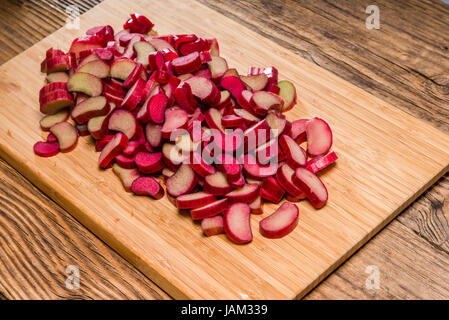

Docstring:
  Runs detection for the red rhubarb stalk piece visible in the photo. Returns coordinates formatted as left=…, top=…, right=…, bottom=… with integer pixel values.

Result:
left=108, top=109, right=138, bottom=140
left=121, top=78, right=146, bottom=111
left=204, top=171, right=233, bottom=195
left=223, top=203, right=252, bottom=244
left=191, top=198, right=228, bottom=220
left=161, top=107, right=188, bottom=139
left=98, top=132, right=128, bottom=168
left=260, top=177, right=285, bottom=203
left=171, top=51, right=202, bottom=75
left=306, top=151, right=338, bottom=173
left=112, top=164, right=140, bottom=192
left=306, top=117, right=333, bottom=157
left=135, top=152, right=164, bottom=174
left=276, top=164, right=306, bottom=198
left=201, top=216, right=225, bottom=237
left=176, top=192, right=217, bottom=210
left=131, top=176, right=164, bottom=199
left=166, top=164, right=198, bottom=197
left=33, top=141, right=59, bottom=157
left=293, top=167, right=328, bottom=209
left=226, top=184, right=259, bottom=204
left=259, top=202, right=299, bottom=239
left=279, top=135, right=307, bottom=168
left=49, top=122, right=78, bottom=152
left=288, top=119, right=309, bottom=144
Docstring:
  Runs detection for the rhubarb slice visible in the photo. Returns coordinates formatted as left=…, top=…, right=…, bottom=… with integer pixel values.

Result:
left=174, top=82, right=198, bottom=113
left=250, top=91, right=283, bottom=116
left=276, top=164, right=306, bottom=198
left=172, top=51, right=202, bottom=74
left=220, top=76, right=245, bottom=100
left=115, top=154, right=136, bottom=169
left=243, top=154, right=278, bottom=179
left=33, top=141, right=59, bottom=157
left=46, top=72, right=69, bottom=83
left=241, top=74, right=268, bottom=91
left=204, top=171, right=233, bottom=195
left=162, top=143, right=188, bottom=171
left=112, top=164, right=140, bottom=192
left=108, top=109, right=138, bottom=140
left=223, top=203, right=252, bottom=244
left=71, top=96, right=110, bottom=124
left=191, top=198, right=228, bottom=220
left=279, top=135, right=307, bottom=168
left=288, top=119, right=309, bottom=144
left=49, top=122, right=78, bottom=152
left=249, top=195, right=263, bottom=214
left=176, top=192, right=216, bottom=210
left=306, top=118, right=333, bottom=157
left=226, top=184, right=259, bottom=204
left=87, top=114, right=109, bottom=140
left=185, top=76, right=220, bottom=106
left=123, top=63, right=144, bottom=89
left=205, top=108, right=225, bottom=134
left=293, top=167, right=328, bottom=209
left=259, top=202, right=299, bottom=239
left=145, top=123, right=163, bottom=148
left=39, top=110, right=69, bottom=131
left=39, top=90, right=74, bottom=115
left=201, top=216, right=225, bottom=237
left=98, top=132, right=128, bottom=168
left=135, top=152, right=164, bottom=174
left=166, top=164, right=198, bottom=197
left=190, top=151, right=216, bottom=177
left=134, top=41, right=155, bottom=66
left=121, top=78, right=146, bottom=111
left=278, top=80, right=297, bottom=112
left=131, top=176, right=164, bottom=199
left=207, top=56, right=228, bottom=81
left=233, top=108, right=260, bottom=125
left=110, top=58, right=137, bottom=80
left=306, top=152, right=338, bottom=173
left=77, top=59, right=110, bottom=78
left=121, top=141, right=142, bottom=158
left=67, top=72, right=103, bottom=96
left=260, top=177, right=285, bottom=204
left=161, top=107, right=188, bottom=139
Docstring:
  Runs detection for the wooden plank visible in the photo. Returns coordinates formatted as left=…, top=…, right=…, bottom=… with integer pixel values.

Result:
left=305, top=221, right=449, bottom=299
left=0, top=157, right=169, bottom=300
left=0, top=0, right=448, bottom=299
left=0, top=0, right=105, bottom=65
left=397, top=175, right=449, bottom=253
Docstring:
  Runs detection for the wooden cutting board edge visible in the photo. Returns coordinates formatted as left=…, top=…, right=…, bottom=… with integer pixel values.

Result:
left=1, top=0, right=449, bottom=299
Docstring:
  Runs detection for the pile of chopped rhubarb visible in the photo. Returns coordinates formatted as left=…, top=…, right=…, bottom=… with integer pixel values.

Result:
left=35, top=14, right=338, bottom=244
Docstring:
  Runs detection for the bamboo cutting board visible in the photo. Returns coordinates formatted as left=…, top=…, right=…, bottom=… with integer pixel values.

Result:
left=0, top=0, right=448, bottom=300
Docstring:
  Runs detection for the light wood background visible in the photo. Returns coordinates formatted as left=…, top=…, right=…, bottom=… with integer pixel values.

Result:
left=0, top=0, right=448, bottom=299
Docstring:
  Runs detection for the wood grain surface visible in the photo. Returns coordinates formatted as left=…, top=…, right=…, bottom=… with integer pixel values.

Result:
left=0, top=0, right=448, bottom=299
left=0, top=159, right=169, bottom=300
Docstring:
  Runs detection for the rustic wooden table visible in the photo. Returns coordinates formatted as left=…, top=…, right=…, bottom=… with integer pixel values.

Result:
left=0, top=0, right=448, bottom=300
